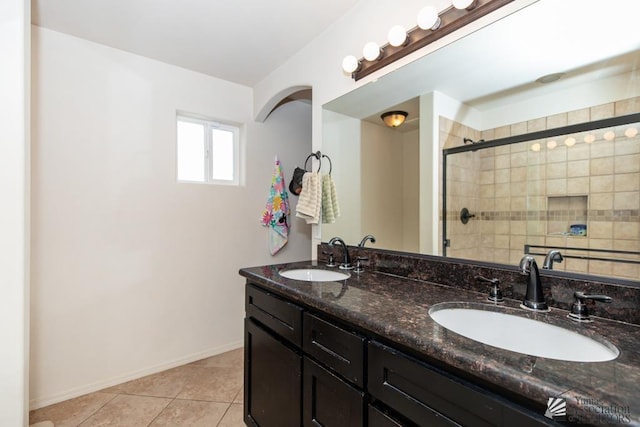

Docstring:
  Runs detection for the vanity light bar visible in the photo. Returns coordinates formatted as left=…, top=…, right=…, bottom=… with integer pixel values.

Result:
left=344, top=0, right=514, bottom=81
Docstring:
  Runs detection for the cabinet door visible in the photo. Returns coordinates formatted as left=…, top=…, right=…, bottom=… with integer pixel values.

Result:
left=303, top=357, right=364, bottom=427
left=245, top=319, right=301, bottom=427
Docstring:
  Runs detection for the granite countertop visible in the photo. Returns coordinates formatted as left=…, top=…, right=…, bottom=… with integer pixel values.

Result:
left=239, top=261, right=640, bottom=426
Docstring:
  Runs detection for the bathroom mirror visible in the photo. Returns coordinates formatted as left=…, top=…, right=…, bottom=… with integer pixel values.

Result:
left=322, top=0, right=640, bottom=283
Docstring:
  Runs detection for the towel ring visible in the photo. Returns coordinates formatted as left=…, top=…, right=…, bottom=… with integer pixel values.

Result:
left=322, top=154, right=333, bottom=175
left=304, top=152, right=322, bottom=172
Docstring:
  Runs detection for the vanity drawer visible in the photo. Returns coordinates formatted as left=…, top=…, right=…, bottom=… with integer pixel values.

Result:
left=368, top=340, right=495, bottom=427
left=303, top=312, right=365, bottom=387
left=246, top=284, right=303, bottom=347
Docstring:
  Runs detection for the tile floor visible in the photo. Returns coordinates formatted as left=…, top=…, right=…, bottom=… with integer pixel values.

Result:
left=29, top=347, right=245, bottom=427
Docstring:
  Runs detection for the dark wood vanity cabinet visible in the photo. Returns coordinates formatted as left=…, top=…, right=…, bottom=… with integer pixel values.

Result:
left=245, top=284, right=364, bottom=427
left=244, top=282, right=554, bottom=427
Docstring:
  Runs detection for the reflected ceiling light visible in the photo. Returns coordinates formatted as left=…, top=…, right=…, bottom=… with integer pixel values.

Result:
left=584, top=134, right=596, bottom=143
left=388, top=25, right=408, bottom=47
left=342, top=55, right=361, bottom=73
left=417, top=6, right=441, bottom=30
left=564, top=136, right=576, bottom=147
left=547, top=140, right=557, bottom=149
left=531, top=142, right=541, bottom=152
left=603, top=130, right=616, bottom=141
left=342, top=0, right=513, bottom=81
left=363, top=41, right=382, bottom=61
left=452, top=0, right=477, bottom=10
left=381, top=111, right=408, bottom=127
left=625, top=127, right=638, bottom=138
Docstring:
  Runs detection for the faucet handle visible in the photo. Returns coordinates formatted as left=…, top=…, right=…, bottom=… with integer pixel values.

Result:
left=322, top=250, right=336, bottom=267
left=568, top=291, right=612, bottom=322
left=475, top=275, right=503, bottom=303
left=354, top=256, right=368, bottom=273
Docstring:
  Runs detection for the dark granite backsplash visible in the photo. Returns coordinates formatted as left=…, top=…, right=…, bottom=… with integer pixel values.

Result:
left=318, top=244, right=640, bottom=325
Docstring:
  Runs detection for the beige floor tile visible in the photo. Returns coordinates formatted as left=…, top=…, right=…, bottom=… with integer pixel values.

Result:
left=175, top=365, right=243, bottom=402
left=190, top=347, right=243, bottom=369
left=218, top=403, right=244, bottom=427
left=149, top=399, right=229, bottom=427
left=29, top=392, right=117, bottom=427
left=78, top=394, right=171, bottom=427
left=233, top=386, right=244, bottom=404
left=102, top=365, right=190, bottom=398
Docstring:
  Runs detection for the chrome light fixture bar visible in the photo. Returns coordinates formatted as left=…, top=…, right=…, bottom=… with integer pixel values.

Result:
left=345, top=0, right=514, bottom=81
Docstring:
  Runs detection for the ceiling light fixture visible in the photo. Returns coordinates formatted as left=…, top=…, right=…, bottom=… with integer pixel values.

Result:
left=342, top=0, right=513, bottom=80
left=381, top=111, right=408, bottom=128
left=342, top=55, right=361, bottom=73
left=452, top=0, right=477, bottom=10
left=564, top=136, right=576, bottom=147
left=388, top=25, right=409, bottom=47
left=536, top=73, right=565, bottom=84
left=417, top=6, right=441, bottom=30
left=363, top=41, right=382, bottom=61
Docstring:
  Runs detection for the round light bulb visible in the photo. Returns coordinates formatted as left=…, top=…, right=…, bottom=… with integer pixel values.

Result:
left=531, top=142, right=541, bottom=152
left=342, top=55, right=359, bottom=73
left=584, top=134, right=596, bottom=143
left=387, top=25, right=407, bottom=47
left=452, top=0, right=475, bottom=10
left=603, top=130, right=616, bottom=141
left=547, top=140, right=557, bottom=149
left=417, top=6, right=441, bottom=30
left=363, top=41, right=381, bottom=61
left=624, top=127, right=638, bottom=138
left=564, top=136, right=576, bottom=147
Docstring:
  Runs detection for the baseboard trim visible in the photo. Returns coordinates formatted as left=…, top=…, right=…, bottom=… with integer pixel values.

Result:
left=29, top=340, right=243, bottom=410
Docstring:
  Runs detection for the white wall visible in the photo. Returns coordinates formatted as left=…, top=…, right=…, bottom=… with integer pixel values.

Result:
left=0, top=0, right=30, bottom=425
left=30, top=27, right=311, bottom=408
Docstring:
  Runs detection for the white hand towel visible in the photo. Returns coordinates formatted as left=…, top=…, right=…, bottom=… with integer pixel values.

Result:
left=296, top=172, right=321, bottom=224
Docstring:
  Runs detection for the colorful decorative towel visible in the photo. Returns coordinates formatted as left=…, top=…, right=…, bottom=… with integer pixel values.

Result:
left=321, top=174, right=340, bottom=223
left=261, top=157, right=290, bottom=255
left=295, top=171, right=321, bottom=224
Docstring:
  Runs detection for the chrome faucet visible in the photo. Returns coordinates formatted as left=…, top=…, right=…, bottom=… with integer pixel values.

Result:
left=519, top=256, right=548, bottom=311
left=358, top=234, right=376, bottom=248
left=328, top=237, right=353, bottom=270
left=542, top=250, right=563, bottom=270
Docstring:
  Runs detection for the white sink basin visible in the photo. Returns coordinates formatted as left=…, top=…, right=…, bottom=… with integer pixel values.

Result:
left=279, top=268, right=350, bottom=282
left=429, top=303, right=619, bottom=362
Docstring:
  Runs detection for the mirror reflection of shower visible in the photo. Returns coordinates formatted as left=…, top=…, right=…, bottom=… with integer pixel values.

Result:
left=443, top=113, right=640, bottom=281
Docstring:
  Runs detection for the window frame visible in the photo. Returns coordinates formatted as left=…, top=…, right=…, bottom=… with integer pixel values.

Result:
left=176, top=114, right=241, bottom=186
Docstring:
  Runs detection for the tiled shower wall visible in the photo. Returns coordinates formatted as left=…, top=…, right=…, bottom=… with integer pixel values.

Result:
left=441, top=96, right=640, bottom=280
